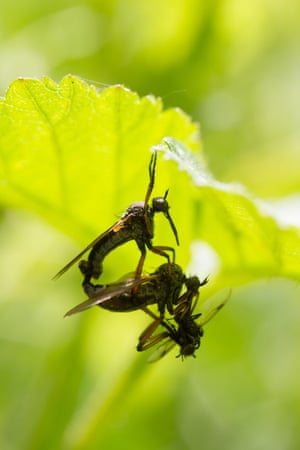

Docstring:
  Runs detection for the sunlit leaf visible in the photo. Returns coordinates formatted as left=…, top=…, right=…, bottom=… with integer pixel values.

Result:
left=0, top=75, right=300, bottom=288
left=0, top=75, right=199, bottom=234
left=158, top=137, right=300, bottom=286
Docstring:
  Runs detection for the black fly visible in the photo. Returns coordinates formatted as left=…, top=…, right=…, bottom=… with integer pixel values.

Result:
left=137, top=277, right=227, bottom=361
left=64, top=263, right=186, bottom=318
left=54, top=152, right=179, bottom=295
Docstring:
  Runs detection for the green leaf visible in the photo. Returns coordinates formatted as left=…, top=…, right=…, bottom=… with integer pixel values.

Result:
left=0, top=75, right=300, bottom=288
left=157, top=138, right=300, bottom=287
left=0, top=76, right=198, bottom=242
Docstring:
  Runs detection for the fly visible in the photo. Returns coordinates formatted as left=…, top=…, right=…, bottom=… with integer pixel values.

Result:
left=137, top=279, right=227, bottom=361
left=54, top=152, right=179, bottom=295
left=64, top=263, right=186, bottom=318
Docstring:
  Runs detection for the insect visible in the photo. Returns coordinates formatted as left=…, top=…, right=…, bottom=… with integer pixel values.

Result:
left=137, top=279, right=226, bottom=361
left=64, top=263, right=186, bottom=318
left=54, top=152, right=179, bottom=295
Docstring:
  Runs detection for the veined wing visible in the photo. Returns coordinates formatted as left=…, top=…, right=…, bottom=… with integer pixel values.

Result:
left=53, top=218, right=125, bottom=279
left=147, top=338, right=176, bottom=363
left=149, top=289, right=230, bottom=362
left=197, top=288, right=231, bottom=327
left=64, top=275, right=153, bottom=317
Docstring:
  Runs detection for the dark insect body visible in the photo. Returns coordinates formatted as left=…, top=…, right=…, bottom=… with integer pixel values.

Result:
left=64, top=263, right=186, bottom=317
left=54, top=152, right=179, bottom=295
left=64, top=258, right=223, bottom=362
left=137, top=277, right=226, bottom=361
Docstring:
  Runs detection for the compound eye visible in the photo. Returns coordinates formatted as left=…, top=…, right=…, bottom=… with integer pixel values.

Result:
left=152, top=197, right=169, bottom=213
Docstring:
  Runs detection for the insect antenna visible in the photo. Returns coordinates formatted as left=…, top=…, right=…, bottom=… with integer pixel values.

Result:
left=164, top=189, right=179, bottom=246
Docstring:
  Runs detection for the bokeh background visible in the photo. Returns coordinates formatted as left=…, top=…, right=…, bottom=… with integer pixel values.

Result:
left=1, top=1, right=300, bottom=449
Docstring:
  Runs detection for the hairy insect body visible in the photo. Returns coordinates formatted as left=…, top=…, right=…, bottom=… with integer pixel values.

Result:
left=98, top=279, right=157, bottom=312
left=79, top=203, right=153, bottom=288
left=136, top=273, right=220, bottom=361
left=99, top=263, right=185, bottom=315
left=65, top=263, right=185, bottom=317
left=54, top=152, right=179, bottom=293
left=55, top=152, right=226, bottom=362
left=173, top=314, right=203, bottom=358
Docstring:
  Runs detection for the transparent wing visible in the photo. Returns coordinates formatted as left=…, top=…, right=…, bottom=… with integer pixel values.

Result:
left=198, top=288, right=231, bottom=327
left=64, top=276, right=148, bottom=317
left=53, top=219, right=124, bottom=279
left=147, top=338, right=176, bottom=363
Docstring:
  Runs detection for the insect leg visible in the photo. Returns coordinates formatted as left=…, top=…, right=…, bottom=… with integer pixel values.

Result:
left=140, top=306, right=160, bottom=321
left=147, top=244, right=176, bottom=263
left=137, top=318, right=169, bottom=352
left=144, top=151, right=157, bottom=209
left=135, top=247, right=147, bottom=278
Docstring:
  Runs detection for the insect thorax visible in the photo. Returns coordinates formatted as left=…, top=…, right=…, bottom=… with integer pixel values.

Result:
left=121, top=202, right=154, bottom=238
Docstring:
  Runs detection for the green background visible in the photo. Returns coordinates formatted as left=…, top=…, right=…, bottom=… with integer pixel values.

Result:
left=1, top=1, right=300, bottom=449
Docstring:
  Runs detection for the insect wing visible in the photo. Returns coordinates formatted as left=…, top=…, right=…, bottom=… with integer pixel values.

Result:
left=147, top=338, right=176, bottom=363
left=64, top=277, right=146, bottom=317
left=53, top=218, right=125, bottom=279
left=198, top=289, right=231, bottom=327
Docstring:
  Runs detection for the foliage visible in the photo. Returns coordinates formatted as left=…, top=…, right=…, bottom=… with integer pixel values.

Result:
left=1, top=76, right=300, bottom=450
left=1, top=76, right=300, bottom=290
left=1, top=2, right=300, bottom=450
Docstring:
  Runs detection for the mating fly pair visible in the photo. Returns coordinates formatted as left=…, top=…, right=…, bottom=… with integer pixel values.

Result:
left=64, top=262, right=225, bottom=361
left=55, top=151, right=225, bottom=360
